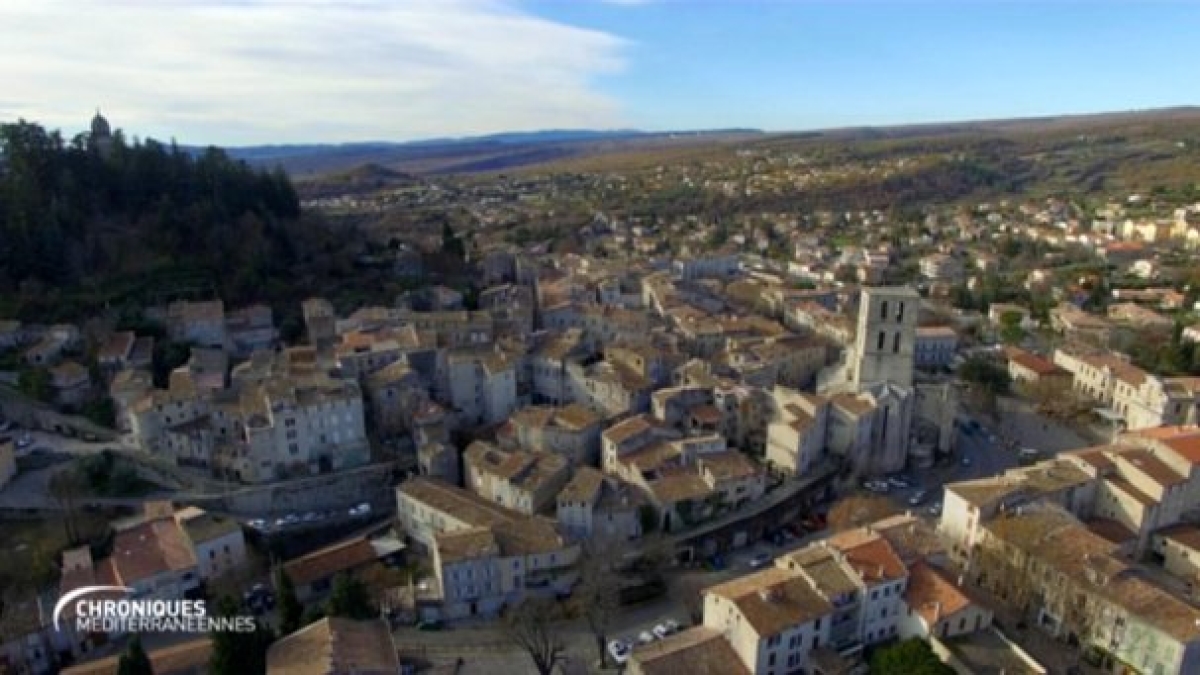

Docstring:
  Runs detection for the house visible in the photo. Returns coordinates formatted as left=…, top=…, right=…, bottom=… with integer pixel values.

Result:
left=175, top=507, right=246, bottom=582
left=166, top=299, right=227, bottom=349
left=1004, top=347, right=1071, bottom=391
left=96, top=331, right=136, bottom=375
left=912, top=326, right=957, bottom=369
left=703, top=566, right=835, bottom=674
left=1153, top=524, right=1200, bottom=584
left=394, top=478, right=580, bottom=619
left=507, top=403, right=603, bottom=466
left=898, top=561, right=992, bottom=641
left=266, top=618, right=399, bottom=675
left=556, top=467, right=645, bottom=543
left=462, top=441, right=571, bottom=516
left=447, top=349, right=518, bottom=427
left=629, top=627, right=751, bottom=675
left=226, top=304, right=277, bottom=357
left=281, top=537, right=381, bottom=603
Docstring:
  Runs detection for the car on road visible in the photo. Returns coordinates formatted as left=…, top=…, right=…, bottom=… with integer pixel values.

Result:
left=748, top=552, right=772, bottom=569
left=652, top=619, right=680, bottom=639
left=637, top=630, right=656, bottom=645
left=907, top=490, right=928, bottom=506
left=246, top=519, right=267, bottom=530
left=608, top=640, right=631, bottom=665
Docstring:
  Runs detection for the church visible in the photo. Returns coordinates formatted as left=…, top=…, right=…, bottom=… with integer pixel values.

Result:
left=767, top=286, right=956, bottom=478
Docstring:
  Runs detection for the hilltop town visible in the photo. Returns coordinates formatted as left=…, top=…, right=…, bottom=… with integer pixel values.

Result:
left=3, top=110, right=1200, bottom=675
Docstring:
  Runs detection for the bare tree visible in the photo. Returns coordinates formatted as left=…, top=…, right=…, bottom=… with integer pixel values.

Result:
left=571, top=544, right=622, bottom=667
left=506, top=598, right=567, bottom=675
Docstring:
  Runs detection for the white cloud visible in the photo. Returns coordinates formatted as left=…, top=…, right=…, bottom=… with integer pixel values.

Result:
left=0, top=0, right=629, bottom=144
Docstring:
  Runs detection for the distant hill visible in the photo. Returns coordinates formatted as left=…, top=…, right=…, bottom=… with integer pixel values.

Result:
left=223, top=128, right=763, bottom=179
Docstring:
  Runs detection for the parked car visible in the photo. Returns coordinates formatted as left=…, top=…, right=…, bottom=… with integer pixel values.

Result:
left=416, top=619, right=444, bottom=631
left=608, top=640, right=631, bottom=665
left=246, top=519, right=267, bottom=530
left=887, top=476, right=911, bottom=490
left=652, top=619, right=680, bottom=639
left=960, top=456, right=973, bottom=467
left=637, top=630, right=656, bottom=645
left=349, top=502, right=372, bottom=516
left=927, top=502, right=943, bottom=516
left=16, top=434, right=33, bottom=449
left=748, top=553, right=772, bottom=569
left=907, top=490, right=928, bottom=507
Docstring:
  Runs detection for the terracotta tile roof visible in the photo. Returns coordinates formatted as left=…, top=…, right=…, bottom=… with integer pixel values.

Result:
left=631, top=626, right=750, bottom=675
left=1157, top=523, right=1200, bottom=552
left=698, top=451, right=761, bottom=482
left=61, top=637, right=212, bottom=675
left=266, top=617, right=398, bottom=675
left=1131, top=426, right=1200, bottom=464
left=557, top=466, right=605, bottom=505
left=831, top=393, right=874, bottom=417
left=1116, top=449, right=1186, bottom=489
left=647, top=473, right=713, bottom=505
left=1085, top=518, right=1137, bottom=545
left=706, top=566, right=833, bottom=636
left=108, top=519, right=197, bottom=586
left=283, top=537, right=378, bottom=587
left=1004, top=347, right=1065, bottom=377
left=826, top=532, right=906, bottom=584
left=603, top=414, right=656, bottom=445
left=435, top=527, right=500, bottom=563
left=904, top=561, right=973, bottom=626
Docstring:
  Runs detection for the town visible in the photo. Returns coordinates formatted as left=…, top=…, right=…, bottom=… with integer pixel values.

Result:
left=3, top=107, right=1200, bottom=675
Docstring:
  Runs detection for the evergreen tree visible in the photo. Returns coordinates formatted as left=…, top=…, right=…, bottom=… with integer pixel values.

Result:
left=209, top=596, right=271, bottom=675
left=116, top=634, right=153, bottom=675
left=326, top=573, right=375, bottom=620
left=275, top=567, right=303, bottom=635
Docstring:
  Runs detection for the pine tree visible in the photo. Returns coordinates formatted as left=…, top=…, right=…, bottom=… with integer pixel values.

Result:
left=209, top=596, right=271, bottom=675
left=326, top=573, right=375, bottom=620
left=116, top=634, right=153, bottom=675
left=276, top=567, right=303, bottom=635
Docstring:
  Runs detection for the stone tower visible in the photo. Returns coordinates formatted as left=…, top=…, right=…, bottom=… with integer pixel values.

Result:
left=850, top=286, right=919, bottom=390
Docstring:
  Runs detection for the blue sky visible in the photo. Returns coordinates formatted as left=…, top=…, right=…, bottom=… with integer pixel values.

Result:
left=0, top=1, right=1196, bottom=145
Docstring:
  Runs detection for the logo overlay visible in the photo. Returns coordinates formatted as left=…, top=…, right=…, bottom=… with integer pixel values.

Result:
left=53, top=586, right=257, bottom=634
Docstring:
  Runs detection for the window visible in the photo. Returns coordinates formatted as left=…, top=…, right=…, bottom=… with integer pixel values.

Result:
left=768, top=635, right=781, bottom=647
left=877, top=331, right=886, bottom=350
left=893, top=332, right=901, bottom=353
left=880, top=301, right=889, bottom=320
left=871, top=589, right=878, bottom=600
left=897, top=302, right=905, bottom=322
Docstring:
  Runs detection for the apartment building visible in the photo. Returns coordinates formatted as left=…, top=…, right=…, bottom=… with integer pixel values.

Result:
left=555, top=466, right=644, bottom=542
left=1054, top=348, right=1199, bottom=430
left=913, top=326, right=958, bottom=369
left=447, top=349, right=518, bottom=427
left=394, top=478, right=579, bottom=619
left=165, top=299, right=227, bottom=349
left=973, top=507, right=1200, bottom=675
left=506, top=403, right=602, bottom=466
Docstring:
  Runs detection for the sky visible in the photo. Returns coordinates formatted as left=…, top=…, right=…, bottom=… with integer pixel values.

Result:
left=0, top=0, right=1196, bottom=146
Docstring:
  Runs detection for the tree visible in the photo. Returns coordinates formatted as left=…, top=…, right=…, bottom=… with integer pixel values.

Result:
left=998, top=311, right=1025, bottom=345
left=116, top=634, right=153, bottom=675
left=275, top=567, right=303, bottom=636
left=571, top=545, right=622, bottom=666
left=83, top=396, right=116, bottom=428
left=868, top=638, right=955, bottom=674
left=506, top=598, right=567, bottom=675
left=827, top=495, right=900, bottom=531
left=326, top=573, right=375, bottom=620
left=17, top=366, right=52, bottom=403
left=209, top=596, right=271, bottom=675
